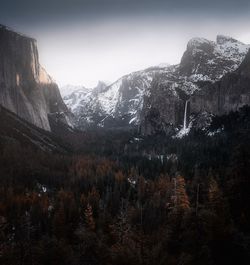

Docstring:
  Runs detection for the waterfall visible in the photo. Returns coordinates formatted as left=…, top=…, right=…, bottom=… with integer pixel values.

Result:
left=183, top=100, right=188, bottom=130
left=175, top=100, right=190, bottom=138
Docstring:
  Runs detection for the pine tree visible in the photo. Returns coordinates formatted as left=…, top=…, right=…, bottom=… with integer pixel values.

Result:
left=110, top=206, right=139, bottom=264
left=114, top=208, right=131, bottom=244
left=84, top=204, right=95, bottom=231
left=53, top=202, right=66, bottom=239
left=208, top=177, right=223, bottom=213
left=172, top=176, right=190, bottom=210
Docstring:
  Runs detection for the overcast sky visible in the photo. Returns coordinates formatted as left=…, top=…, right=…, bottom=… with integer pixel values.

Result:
left=1, top=0, right=250, bottom=87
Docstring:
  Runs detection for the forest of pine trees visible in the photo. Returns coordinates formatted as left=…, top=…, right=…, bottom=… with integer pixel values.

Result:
left=0, top=106, right=250, bottom=264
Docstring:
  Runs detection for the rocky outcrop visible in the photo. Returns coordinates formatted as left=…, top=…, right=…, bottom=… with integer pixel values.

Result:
left=190, top=49, right=250, bottom=117
left=139, top=71, right=185, bottom=135
left=179, top=35, right=248, bottom=80
left=0, top=25, right=72, bottom=131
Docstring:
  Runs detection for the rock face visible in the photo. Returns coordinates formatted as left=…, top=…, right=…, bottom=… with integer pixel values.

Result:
left=63, top=70, right=163, bottom=129
left=190, top=49, right=250, bottom=117
left=64, top=35, right=250, bottom=134
left=179, top=35, right=248, bottom=80
left=0, top=25, right=72, bottom=131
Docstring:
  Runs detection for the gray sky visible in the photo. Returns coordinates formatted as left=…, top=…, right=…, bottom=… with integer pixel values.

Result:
left=1, top=0, right=250, bottom=87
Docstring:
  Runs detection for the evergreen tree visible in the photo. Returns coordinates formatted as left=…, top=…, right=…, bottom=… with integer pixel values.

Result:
left=84, top=203, right=95, bottom=231
left=172, top=175, right=190, bottom=211
left=208, top=177, right=223, bottom=213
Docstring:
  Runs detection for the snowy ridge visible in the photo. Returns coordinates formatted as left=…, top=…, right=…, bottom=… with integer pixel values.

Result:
left=182, top=35, right=250, bottom=82
left=98, top=79, right=123, bottom=115
left=60, top=84, right=89, bottom=97
left=187, top=37, right=213, bottom=49
left=63, top=88, right=92, bottom=112
left=215, top=36, right=249, bottom=64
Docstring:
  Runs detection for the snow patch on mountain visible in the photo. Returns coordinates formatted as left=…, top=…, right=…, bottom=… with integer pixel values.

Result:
left=215, top=35, right=249, bottom=65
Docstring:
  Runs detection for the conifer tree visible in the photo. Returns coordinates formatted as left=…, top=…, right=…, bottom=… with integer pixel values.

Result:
left=208, top=177, right=223, bottom=213
left=53, top=202, right=66, bottom=239
left=172, top=175, right=190, bottom=210
left=84, top=203, right=95, bottom=231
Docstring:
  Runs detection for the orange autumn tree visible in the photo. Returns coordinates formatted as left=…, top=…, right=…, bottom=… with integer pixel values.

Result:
left=172, top=175, right=190, bottom=211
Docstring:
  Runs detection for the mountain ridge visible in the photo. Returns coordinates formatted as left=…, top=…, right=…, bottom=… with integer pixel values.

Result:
left=63, top=35, right=250, bottom=133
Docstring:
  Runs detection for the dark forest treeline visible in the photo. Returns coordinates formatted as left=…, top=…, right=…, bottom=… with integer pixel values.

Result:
left=0, top=107, right=250, bottom=265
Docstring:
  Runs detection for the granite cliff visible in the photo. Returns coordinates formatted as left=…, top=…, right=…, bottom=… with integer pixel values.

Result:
left=0, top=25, right=72, bottom=131
left=190, top=49, right=250, bottom=118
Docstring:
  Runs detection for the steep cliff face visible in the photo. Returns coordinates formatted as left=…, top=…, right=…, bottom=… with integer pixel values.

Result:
left=139, top=67, right=185, bottom=135
left=190, top=49, right=250, bottom=117
left=0, top=25, right=71, bottom=131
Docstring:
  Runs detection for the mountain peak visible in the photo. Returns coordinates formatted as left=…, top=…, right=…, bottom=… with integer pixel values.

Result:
left=93, top=80, right=109, bottom=93
left=0, top=24, right=35, bottom=41
left=187, top=37, right=213, bottom=50
left=216, top=35, right=239, bottom=45
left=157, top=63, right=171, bottom=68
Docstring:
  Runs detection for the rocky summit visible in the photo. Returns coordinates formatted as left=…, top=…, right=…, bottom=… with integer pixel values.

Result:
left=190, top=49, right=250, bottom=117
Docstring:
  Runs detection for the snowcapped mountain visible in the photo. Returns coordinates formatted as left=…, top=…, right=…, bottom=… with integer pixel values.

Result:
left=179, top=35, right=250, bottom=81
left=141, top=35, right=250, bottom=135
left=63, top=35, right=250, bottom=132
left=63, top=87, right=92, bottom=112
left=59, top=85, right=88, bottom=98
left=190, top=48, right=250, bottom=118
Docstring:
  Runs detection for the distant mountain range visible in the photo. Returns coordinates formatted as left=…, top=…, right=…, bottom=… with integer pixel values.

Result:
left=62, top=35, right=250, bottom=135
left=1, top=24, right=250, bottom=139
